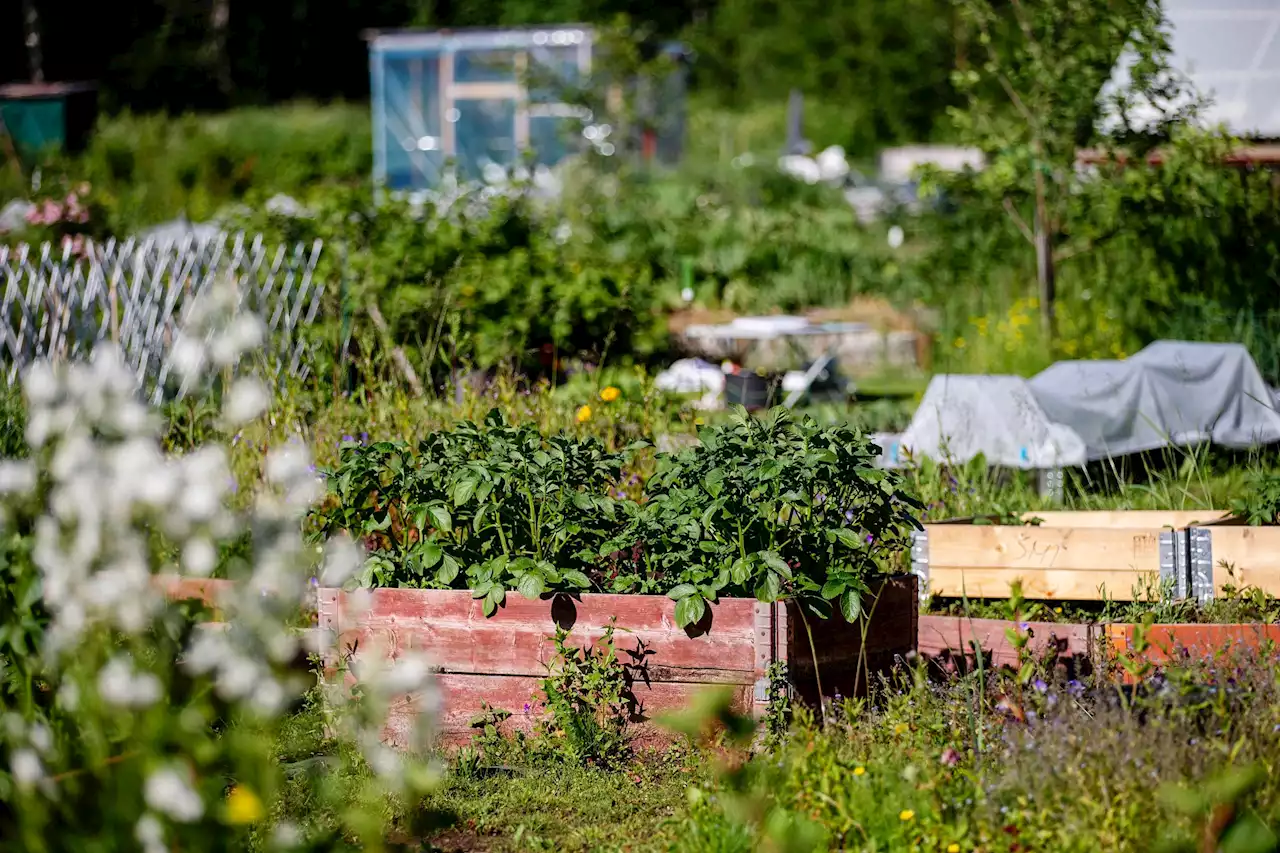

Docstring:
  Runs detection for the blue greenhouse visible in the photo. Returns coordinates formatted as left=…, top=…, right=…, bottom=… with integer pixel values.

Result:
left=364, top=25, right=689, bottom=191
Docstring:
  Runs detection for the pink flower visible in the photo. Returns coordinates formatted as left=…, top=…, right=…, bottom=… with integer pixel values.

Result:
left=24, top=207, right=44, bottom=226
left=40, top=200, right=62, bottom=223
left=940, top=746, right=961, bottom=766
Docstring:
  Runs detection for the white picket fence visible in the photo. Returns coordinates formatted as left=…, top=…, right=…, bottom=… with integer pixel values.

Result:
left=0, top=234, right=325, bottom=401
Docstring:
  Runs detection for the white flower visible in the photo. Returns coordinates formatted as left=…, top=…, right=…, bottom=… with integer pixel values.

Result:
left=319, top=535, right=362, bottom=587
left=10, top=748, right=44, bottom=789
left=98, top=655, right=163, bottom=708
left=135, top=814, right=166, bottom=853
left=182, top=538, right=218, bottom=576
left=250, top=678, right=286, bottom=715
left=379, top=654, right=432, bottom=697
left=227, top=315, right=265, bottom=354
left=270, top=821, right=302, bottom=849
left=169, top=336, right=207, bottom=380
left=22, top=361, right=58, bottom=407
left=144, top=766, right=204, bottom=822
left=223, top=378, right=269, bottom=426
left=28, top=722, right=52, bottom=754
left=0, top=461, right=35, bottom=495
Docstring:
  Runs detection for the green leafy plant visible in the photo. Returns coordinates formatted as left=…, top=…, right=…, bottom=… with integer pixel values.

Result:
left=312, top=410, right=632, bottom=611
left=607, top=407, right=921, bottom=627
left=1158, top=764, right=1279, bottom=853
left=537, top=623, right=634, bottom=768
left=1231, top=472, right=1280, bottom=526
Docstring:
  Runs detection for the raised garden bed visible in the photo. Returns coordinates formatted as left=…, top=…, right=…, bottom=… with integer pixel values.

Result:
left=316, top=578, right=918, bottom=747
left=919, top=613, right=1280, bottom=680
left=1184, top=518, right=1280, bottom=602
left=911, top=510, right=1228, bottom=601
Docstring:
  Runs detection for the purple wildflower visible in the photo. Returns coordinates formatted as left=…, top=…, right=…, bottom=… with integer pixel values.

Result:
left=1033, top=678, right=1047, bottom=693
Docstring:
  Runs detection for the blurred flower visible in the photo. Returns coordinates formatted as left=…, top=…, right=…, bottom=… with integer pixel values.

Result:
left=940, top=746, right=961, bottom=766
left=576, top=405, right=592, bottom=423
left=853, top=766, right=866, bottom=776
left=225, top=785, right=265, bottom=824
left=899, top=810, right=915, bottom=822
left=599, top=386, right=621, bottom=403
left=144, top=765, right=204, bottom=822
left=948, top=845, right=961, bottom=853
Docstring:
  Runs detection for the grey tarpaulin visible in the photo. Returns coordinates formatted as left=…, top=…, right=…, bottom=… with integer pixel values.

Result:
left=887, top=375, right=1087, bottom=468
left=1027, top=341, right=1280, bottom=460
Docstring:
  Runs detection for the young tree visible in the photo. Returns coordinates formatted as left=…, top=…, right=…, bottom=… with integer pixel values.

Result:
left=948, top=0, right=1195, bottom=337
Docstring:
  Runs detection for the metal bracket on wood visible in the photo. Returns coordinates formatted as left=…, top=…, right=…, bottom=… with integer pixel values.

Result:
left=1187, top=527, right=1215, bottom=604
left=1158, top=529, right=1188, bottom=600
left=910, top=529, right=929, bottom=601
left=1037, top=468, right=1064, bottom=502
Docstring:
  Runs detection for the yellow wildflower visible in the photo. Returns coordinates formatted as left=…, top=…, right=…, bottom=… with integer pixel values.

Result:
left=576, top=405, right=592, bottom=423
left=599, top=386, right=621, bottom=403
left=899, top=809, right=915, bottom=822
left=853, top=766, right=866, bottom=776
left=226, top=785, right=265, bottom=824
left=948, top=845, right=961, bottom=853
left=1054, top=607, right=1063, bottom=614
left=893, top=722, right=908, bottom=735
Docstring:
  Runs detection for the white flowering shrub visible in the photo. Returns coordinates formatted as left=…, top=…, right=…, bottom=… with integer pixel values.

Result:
left=0, top=282, right=440, bottom=851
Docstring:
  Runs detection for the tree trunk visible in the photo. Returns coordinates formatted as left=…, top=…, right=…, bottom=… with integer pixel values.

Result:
left=1033, top=150, right=1055, bottom=339
left=21, top=0, right=44, bottom=84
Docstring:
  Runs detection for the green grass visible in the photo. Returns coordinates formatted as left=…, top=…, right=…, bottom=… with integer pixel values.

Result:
left=419, top=752, right=704, bottom=853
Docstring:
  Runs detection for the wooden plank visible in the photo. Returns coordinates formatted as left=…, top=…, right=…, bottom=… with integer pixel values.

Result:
left=1203, top=527, right=1280, bottom=597
left=1022, top=510, right=1227, bottom=528
left=331, top=620, right=755, bottom=681
left=917, top=615, right=1094, bottom=674
left=926, top=525, right=1166, bottom=572
left=338, top=588, right=757, bottom=635
left=928, top=567, right=1150, bottom=600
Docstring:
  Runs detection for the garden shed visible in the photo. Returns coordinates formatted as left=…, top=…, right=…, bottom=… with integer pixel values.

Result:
left=363, top=25, right=690, bottom=191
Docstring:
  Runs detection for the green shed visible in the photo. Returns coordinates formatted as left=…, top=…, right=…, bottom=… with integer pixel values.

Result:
left=0, top=82, right=99, bottom=160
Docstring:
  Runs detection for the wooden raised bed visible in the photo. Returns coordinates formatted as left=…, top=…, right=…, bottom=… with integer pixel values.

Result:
left=316, top=577, right=918, bottom=747
left=911, top=510, right=1228, bottom=601
left=917, top=614, right=1096, bottom=678
left=1184, top=519, right=1280, bottom=602
left=918, top=614, right=1280, bottom=681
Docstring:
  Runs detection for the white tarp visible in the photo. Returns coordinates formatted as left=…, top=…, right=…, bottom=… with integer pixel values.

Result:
left=891, top=375, right=1087, bottom=469
left=1028, top=341, right=1280, bottom=460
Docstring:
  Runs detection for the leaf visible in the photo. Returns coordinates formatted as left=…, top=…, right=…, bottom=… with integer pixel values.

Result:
left=832, top=528, right=860, bottom=548
left=757, top=571, right=782, bottom=602
left=760, top=551, right=793, bottom=579
left=436, top=555, right=460, bottom=585
left=1220, top=815, right=1279, bottom=853
left=561, top=570, right=590, bottom=589
left=840, top=589, right=862, bottom=622
left=667, top=583, right=698, bottom=601
left=517, top=572, right=546, bottom=601
left=820, top=580, right=845, bottom=600
left=453, top=476, right=478, bottom=507
left=426, top=504, right=452, bottom=533
left=419, top=541, right=443, bottom=570
left=674, top=594, right=707, bottom=627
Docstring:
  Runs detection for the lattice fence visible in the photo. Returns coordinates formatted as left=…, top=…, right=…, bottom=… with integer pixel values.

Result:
left=0, top=234, right=325, bottom=401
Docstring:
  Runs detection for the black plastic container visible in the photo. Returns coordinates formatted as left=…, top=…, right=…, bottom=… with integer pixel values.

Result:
left=724, top=371, right=780, bottom=410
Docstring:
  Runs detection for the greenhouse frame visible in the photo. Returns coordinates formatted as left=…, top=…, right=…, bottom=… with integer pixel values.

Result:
left=364, top=25, right=689, bottom=191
